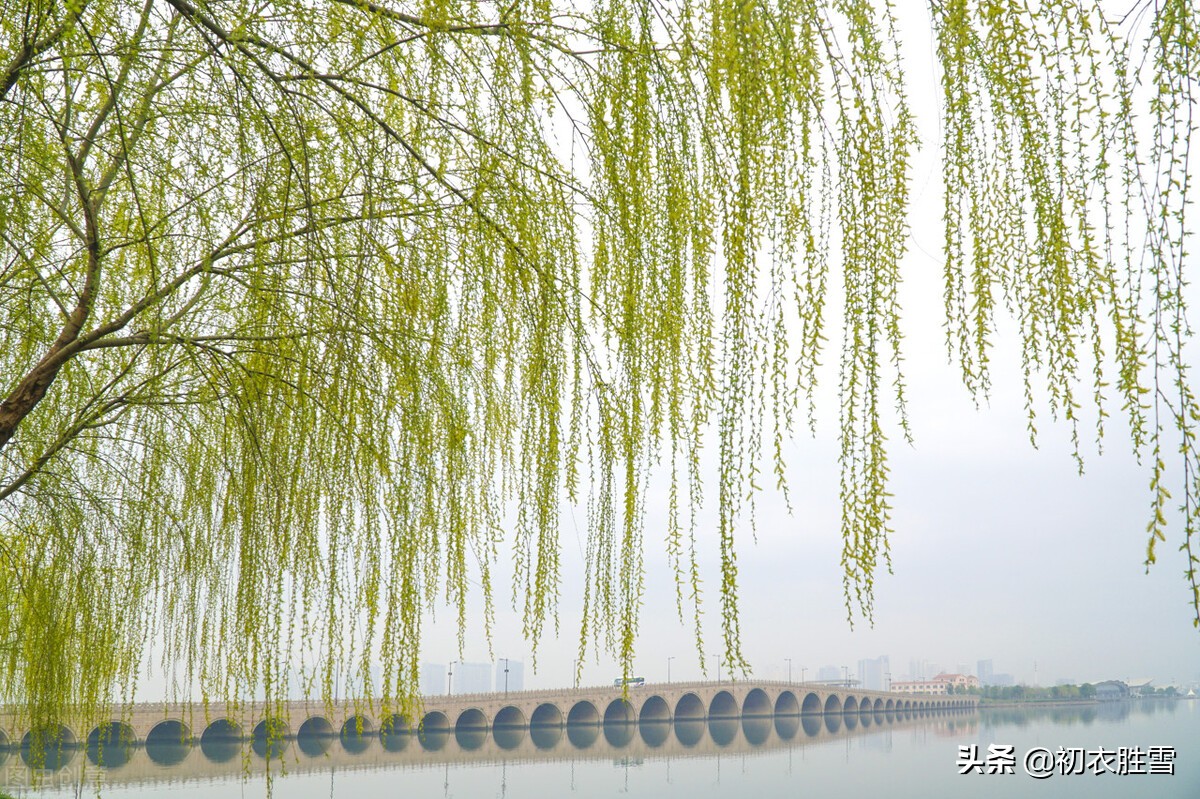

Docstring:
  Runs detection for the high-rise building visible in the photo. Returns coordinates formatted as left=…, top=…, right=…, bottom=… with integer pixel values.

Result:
left=818, top=665, right=841, bottom=682
left=421, top=663, right=447, bottom=696
left=453, top=662, right=492, bottom=694
left=495, top=660, right=524, bottom=693
left=977, top=659, right=994, bottom=686
left=908, top=660, right=944, bottom=682
left=857, top=655, right=890, bottom=691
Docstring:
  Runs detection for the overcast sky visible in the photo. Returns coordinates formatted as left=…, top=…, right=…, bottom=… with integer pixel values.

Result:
left=413, top=4, right=1200, bottom=694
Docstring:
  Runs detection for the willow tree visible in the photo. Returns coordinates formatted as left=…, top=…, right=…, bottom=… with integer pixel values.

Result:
left=0, top=0, right=1196, bottom=725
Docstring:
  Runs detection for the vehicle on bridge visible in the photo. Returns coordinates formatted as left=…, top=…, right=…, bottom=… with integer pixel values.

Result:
left=613, top=676, right=646, bottom=688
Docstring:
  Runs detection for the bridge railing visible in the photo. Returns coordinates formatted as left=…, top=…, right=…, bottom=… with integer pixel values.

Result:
left=415, top=680, right=935, bottom=705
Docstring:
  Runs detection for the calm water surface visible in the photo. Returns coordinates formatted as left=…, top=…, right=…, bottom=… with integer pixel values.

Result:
left=6, top=700, right=1196, bottom=798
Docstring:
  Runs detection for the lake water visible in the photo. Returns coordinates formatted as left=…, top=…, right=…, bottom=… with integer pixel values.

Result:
left=5, top=700, right=1196, bottom=797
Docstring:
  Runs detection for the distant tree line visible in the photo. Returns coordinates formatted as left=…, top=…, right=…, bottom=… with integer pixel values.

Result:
left=949, top=683, right=1181, bottom=702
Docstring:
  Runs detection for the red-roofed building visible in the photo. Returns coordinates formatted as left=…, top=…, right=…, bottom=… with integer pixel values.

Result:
left=891, top=673, right=979, bottom=694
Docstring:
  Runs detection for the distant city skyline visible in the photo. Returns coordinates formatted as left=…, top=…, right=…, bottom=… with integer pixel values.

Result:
left=404, top=650, right=1193, bottom=693
left=416, top=660, right=527, bottom=696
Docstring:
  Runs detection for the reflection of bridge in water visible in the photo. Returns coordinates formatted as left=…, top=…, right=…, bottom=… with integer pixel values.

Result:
left=0, top=681, right=976, bottom=785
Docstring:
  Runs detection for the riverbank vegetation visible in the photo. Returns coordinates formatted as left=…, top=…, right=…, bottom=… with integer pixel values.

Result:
left=963, top=684, right=1183, bottom=703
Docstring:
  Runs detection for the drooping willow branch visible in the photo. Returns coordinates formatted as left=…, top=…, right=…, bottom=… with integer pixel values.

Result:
left=0, top=0, right=1196, bottom=734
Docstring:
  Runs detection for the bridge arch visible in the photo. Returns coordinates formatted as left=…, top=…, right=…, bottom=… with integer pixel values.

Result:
left=567, top=700, right=599, bottom=726
left=199, top=719, right=242, bottom=763
left=604, top=698, right=635, bottom=725
left=85, top=721, right=135, bottom=768
left=146, top=720, right=192, bottom=766
left=297, top=716, right=334, bottom=757
left=843, top=696, right=858, bottom=714
left=493, top=708, right=524, bottom=750
left=201, top=718, right=242, bottom=743
left=379, top=713, right=411, bottom=752
left=530, top=703, right=562, bottom=727
left=251, top=718, right=289, bottom=759
left=420, top=710, right=450, bottom=732
left=824, top=694, right=842, bottom=714
left=709, top=690, right=738, bottom=719
left=454, top=708, right=488, bottom=751
left=674, top=692, right=705, bottom=721
left=252, top=717, right=290, bottom=741
left=639, top=695, right=671, bottom=722
left=802, top=692, right=822, bottom=714
left=743, top=688, right=771, bottom=716
left=341, top=714, right=375, bottom=754
left=418, top=711, right=450, bottom=751
left=873, top=698, right=884, bottom=712
left=775, top=690, right=799, bottom=716
left=20, top=724, right=77, bottom=770
left=455, top=708, right=487, bottom=732
left=494, top=705, right=526, bottom=728
left=298, top=716, right=334, bottom=739
left=147, top=719, right=191, bottom=745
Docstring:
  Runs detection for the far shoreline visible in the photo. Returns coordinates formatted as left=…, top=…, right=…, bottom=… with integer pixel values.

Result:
left=978, top=696, right=1190, bottom=709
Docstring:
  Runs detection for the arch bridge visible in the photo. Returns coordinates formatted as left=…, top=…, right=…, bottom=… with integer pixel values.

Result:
left=0, top=681, right=975, bottom=766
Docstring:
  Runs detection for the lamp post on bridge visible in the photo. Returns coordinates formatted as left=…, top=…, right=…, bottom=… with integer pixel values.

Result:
left=502, top=658, right=510, bottom=696
left=785, top=658, right=792, bottom=683
left=885, top=671, right=892, bottom=692
left=668, top=656, right=675, bottom=684
left=712, top=654, right=721, bottom=683
left=447, top=661, right=456, bottom=696
left=801, top=666, right=807, bottom=684
left=842, top=665, right=849, bottom=688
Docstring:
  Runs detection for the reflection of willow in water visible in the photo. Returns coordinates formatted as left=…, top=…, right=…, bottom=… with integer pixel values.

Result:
left=0, top=708, right=978, bottom=787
